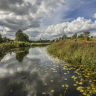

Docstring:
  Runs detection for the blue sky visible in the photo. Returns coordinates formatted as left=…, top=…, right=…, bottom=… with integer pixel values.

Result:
left=0, top=0, right=96, bottom=40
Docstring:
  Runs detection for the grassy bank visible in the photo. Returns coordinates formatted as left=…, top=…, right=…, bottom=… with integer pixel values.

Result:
left=47, top=38, right=96, bottom=80
left=0, top=41, right=51, bottom=60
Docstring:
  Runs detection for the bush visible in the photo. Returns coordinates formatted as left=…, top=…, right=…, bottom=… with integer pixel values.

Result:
left=82, top=38, right=84, bottom=40
left=56, top=40, right=59, bottom=42
left=75, top=39, right=77, bottom=42
left=18, top=42, right=25, bottom=47
left=86, top=36, right=90, bottom=41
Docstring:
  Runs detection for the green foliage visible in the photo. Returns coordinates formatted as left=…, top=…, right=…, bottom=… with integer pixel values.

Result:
left=59, top=37, right=62, bottom=40
left=72, top=33, right=77, bottom=39
left=86, top=36, right=90, bottom=41
left=15, top=29, right=29, bottom=42
left=82, top=37, right=84, bottom=40
left=78, top=34, right=84, bottom=39
left=3, top=37, right=7, bottom=42
left=91, top=36, right=93, bottom=38
left=67, top=37, right=71, bottom=39
left=83, top=31, right=90, bottom=38
left=0, top=33, right=3, bottom=43
left=62, top=34, right=67, bottom=40
left=56, top=39, right=59, bottom=42
left=47, top=41, right=96, bottom=80
left=75, top=39, right=77, bottom=42
left=50, top=40, right=55, bottom=43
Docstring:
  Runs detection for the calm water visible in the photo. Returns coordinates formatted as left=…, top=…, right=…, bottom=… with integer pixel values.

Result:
left=0, top=46, right=96, bottom=96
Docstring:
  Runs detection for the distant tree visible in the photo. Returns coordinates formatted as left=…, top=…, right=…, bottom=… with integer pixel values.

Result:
left=7, top=38, right=10, bottom=42
left=78, top=34, right=84, bottom=39
left=3, top=37, right=7, bottom=42
left=67, top=37, right=71, bottom=39
left=83, top=31, right=90, bottom=38
left=62, top=34, right=67, bottom=40
left=50, top=39, right=54, bottom=43
left=0, top=33, right=2, bottom=43
left=86, top=36, right=90, bottom=41
left=72, top=33, right=77, bottom=39
left=23, top=33, right=29, bottom=41
left=15, top=29, right=29, bottom=42
left=91, top=36, right=93, bottom=38
left=59, top=37, right=62, bottom=40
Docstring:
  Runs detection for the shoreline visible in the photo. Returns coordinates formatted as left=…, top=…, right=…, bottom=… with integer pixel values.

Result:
left=0, top=42, right=51, bottom=61
left=46, top=40, right=96, bottom=81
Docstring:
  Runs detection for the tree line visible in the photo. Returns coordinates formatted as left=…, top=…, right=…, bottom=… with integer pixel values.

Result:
left=51, top=31, right=93, bottom=42
left=0, top=30, right=94, bottom=43
left=0, top=29, right=29, bottom=43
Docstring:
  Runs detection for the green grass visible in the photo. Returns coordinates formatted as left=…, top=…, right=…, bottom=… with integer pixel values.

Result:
left=46, top=37, right=96, bottom=80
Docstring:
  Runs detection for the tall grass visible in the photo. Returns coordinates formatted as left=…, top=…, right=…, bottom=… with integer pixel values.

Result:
left=47, top=40, right=96, bottom=80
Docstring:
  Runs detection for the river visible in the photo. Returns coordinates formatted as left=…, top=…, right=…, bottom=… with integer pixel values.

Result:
left=0, top=46, right=96, bottom=96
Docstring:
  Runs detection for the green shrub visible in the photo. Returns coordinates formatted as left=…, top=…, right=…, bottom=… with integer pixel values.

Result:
left=18, top=42, right=25, bottom=47
left=75, top=39, right=77, bottom=42
left=86, top=36, right=90, bottom=41
left=56, top=40, right=59, bottom=42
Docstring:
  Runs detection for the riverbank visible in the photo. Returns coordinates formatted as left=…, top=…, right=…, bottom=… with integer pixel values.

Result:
left=0, top=41, right=51, bottom=60
left=46, top=39, right=96, bottom=81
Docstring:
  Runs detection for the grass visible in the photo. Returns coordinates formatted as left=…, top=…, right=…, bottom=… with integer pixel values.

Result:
left=46, top=37, right=96, bottom=80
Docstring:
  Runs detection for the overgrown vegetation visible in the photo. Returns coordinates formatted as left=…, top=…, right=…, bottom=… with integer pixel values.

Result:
left=15, top=29, right=29, bottom=42
left=47, top=36, right=96, bottom=81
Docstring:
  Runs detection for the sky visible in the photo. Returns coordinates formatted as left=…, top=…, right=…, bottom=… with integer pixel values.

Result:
left=0, top=0, right=96, bottom=41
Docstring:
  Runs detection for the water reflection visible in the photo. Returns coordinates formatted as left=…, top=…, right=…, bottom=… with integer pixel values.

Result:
left=0, top=46, right=96, bottom=96
left=14, top=47, right=29, bottom=62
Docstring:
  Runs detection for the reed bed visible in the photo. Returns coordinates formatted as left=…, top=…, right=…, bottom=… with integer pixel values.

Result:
left=47, top=40, right=96, bottom=80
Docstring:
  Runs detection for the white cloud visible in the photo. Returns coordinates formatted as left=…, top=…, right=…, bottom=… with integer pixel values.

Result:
left=93, top=13, right=96, bottom=18
left=37, top=17, right=96, bottom=40
left=0, top=0, right=65, bottom=33
left=90, top=31, right=96, bottom=36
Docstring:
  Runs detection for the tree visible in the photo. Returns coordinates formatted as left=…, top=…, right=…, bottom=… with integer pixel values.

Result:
left=83, top=31, right=90, bottom=38
left=0, top=33, right=3, bottom=43
left=86, top=36, right=90, bottom=41
left=67, top=37, right=71, bottom=39
left=91, top=36, right=93, bottom=38
left=78, top=34, right=84, bottom=39
left=3, top=37, right=7, bottom=42
left=72, top=33, right=77, bottom=39
left=62, top=34, right=67, bottom=40
left=15, top=29, right=29, bottom=42
left=59, top=37, right=62, bottom=40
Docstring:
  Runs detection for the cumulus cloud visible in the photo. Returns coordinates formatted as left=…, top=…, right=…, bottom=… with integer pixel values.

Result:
left=0, top=0, right=65, bottom=38
left=93, top=13, right=96, bottom=18
left=37, top=17, right=96, bottom=40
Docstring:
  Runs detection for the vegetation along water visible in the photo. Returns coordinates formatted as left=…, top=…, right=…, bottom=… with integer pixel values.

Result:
left=0, top=30, right=96, bottom=96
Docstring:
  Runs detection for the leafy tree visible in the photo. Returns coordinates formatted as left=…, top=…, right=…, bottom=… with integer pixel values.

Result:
left=78, top=34, right=84, bottom=39
left=72, top=33, right=77, bottom=39
left=0, top=33, right=3, bottom=43
left=51, top=39, right=55, bottom=42
left=59, top=37, right=62, bottom=40
left=67, top=37, right=71, bottom=39
left=56, top=39, right=59, bottom=42
left=15, top=29, right=29, bottom=42
left=83, top=31, right=90, bottom=38
left=86, top=36, right=90, bottom=41
left=91, top=36, right=93, bottom=38
left=62, top=34, right=67, bottom=40
left=3, top=37, right=7, bottom=42
left=23, top=33, right=29, bottom=41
